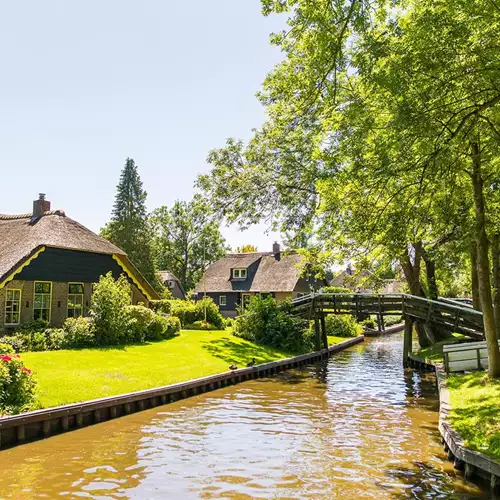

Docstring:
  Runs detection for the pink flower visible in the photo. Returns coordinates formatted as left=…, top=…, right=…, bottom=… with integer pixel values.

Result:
left=22, top=367, right=32, bottom=374
left=0, top=355, right=12, bottom=362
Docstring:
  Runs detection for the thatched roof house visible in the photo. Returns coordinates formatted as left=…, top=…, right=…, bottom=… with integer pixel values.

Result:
left=194, top=243, right=327, bottom=317
left=0, top=194, right=158, bottom=331
left=158, top=270, right=186, bottom=299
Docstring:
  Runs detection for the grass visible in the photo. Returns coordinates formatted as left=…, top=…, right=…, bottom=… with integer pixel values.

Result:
left=21, top=330, right=349, bottom=409
left=414, top=333, right=467, bottom=362
left=447, top=372, right=500, bottom=461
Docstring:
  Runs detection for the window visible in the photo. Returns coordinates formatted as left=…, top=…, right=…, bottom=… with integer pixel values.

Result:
left=5, top=289, right=21, bottom=325
left=168, top=280, right=175, bottom=289
left=68, top=283, right=84, bottom=318
left=232, top=268, right=247, bottom=279
left=34, top=282, right=52, bottom=322
left=241, top=293, right=251, bottom=309
left=219, top=295, right=227, bottom=306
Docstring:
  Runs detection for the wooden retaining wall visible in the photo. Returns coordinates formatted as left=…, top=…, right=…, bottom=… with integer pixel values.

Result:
left=408, top=353, right=500, bottom=492
left=0, top=336, right=364, bottom=451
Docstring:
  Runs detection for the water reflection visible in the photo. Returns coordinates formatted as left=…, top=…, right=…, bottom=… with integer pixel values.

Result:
left=0, top=335, right=489, bottom=499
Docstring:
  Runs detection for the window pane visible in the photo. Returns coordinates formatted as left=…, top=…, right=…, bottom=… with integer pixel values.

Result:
left=35, top=283, right=51, bottom=294
left=69, top=284, right=84, bottom=294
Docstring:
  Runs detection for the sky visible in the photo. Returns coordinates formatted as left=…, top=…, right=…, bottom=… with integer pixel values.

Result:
left=0, top=1, right=285, bottom=252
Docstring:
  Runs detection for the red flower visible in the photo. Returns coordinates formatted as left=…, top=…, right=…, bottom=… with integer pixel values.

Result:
left=15, top=354, right=20, bottom=358
left=0, top=355, right=12, bottom=362
left=22, top=367, right=32, bottom=374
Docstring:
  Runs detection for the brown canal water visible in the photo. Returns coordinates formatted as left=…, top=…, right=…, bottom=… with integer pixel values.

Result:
left=0, top=335, right=490, bottom=499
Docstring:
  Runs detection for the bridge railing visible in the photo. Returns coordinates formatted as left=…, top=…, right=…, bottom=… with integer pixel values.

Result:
left=288, top=292, right=484, bottom=339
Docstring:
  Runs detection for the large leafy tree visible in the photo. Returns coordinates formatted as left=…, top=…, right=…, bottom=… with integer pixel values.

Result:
left=199, top=0, right=500, bottom=374
left=149, top=195, right=227, bottom=292
left=101, top=158, right=159, bottom=288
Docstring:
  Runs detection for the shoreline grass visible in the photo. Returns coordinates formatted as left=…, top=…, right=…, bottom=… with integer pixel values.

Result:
left=21, top=330, right=349, bottom=409
left=447, top=372, right=500, bottom=462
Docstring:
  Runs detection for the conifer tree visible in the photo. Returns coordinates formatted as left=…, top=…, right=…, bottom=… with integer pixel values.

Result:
left=101, top=158, right=159, bottom=289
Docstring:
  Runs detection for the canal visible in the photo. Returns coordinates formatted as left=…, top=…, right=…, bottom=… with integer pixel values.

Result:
left=0, top=335, right=489, bottom=499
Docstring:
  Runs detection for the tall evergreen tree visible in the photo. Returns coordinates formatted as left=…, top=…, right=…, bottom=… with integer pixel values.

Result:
left=101, top=158, right=159, bottom=289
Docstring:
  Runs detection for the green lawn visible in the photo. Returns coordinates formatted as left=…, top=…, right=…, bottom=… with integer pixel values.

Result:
left=21, top=330, right=348, bottom=409
left=447, top=372, right=500, bottom=461
left=414, top=334, right=467, bottom=362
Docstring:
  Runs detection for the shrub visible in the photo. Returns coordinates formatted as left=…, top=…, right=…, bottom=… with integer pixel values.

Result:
left=324, top=315, right=363, bottom=338
left=361, top=317, right=377, bottom=330
left=170, top=300, right=198, bottom=326
left=0, top=343, right=14, bottom=355
left=384, top=315, right=403, bottom=326
left=91, top=273, right=132, bottom=345
left=194, top=298, right=224, bottom=330
left=0, top=354, right=37, bottom=414
left=150, top=299, right=172, bottom=315
left=233, top=295, right=310, bottom=353
left=46, top=329, right=65, bottom=350
left=224, top=317, right=234, bottom=328
left=184, top=320, right=218, bottom=331
left=322, top=286, right=352, bottom=294
left=0, top=336, right=25, bottom=353
left=125, top=305, right=156, bottom=343
left=62, top=317, right=96, bottom=348
left=146, top=314, right=181, bottom=341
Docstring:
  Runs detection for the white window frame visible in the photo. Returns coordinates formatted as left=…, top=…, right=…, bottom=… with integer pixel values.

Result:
left=219, top=295, right=227, bottom=306
left=232, top=268, right=247, bottom=279
left=5, top=288, right=22, bottom=326
left=68, top=282, right=85, bottom=318
left=34, top=281, right=52, bottom=322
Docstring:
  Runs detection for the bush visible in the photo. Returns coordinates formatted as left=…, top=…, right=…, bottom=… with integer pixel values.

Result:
left=361, top=317, right=376, bottom=329
left=184, top=320, right=218, bottom=330
left=91, top=273, right=132, bottom=345
left=0, top=343, right=14, bottom=355
left=146, top=314, right=181, bottom=341
left=224, top=317, right=234, bottom=328
left=170, top=300, right=198, bottom=326
left=322, top=286, right=352, bottom=294
left=0, top=353, right=37, bottom=414
left=125, top=305, right=156, bottom=343
left=150, top=299, right=172, bottom=315
left=384, top=315, right=403, bottom=326
left=62, top=317, right=96, bottom=348
left=324, top=315, right=363, bottom=338
left=170, top=298, right=225, bottom=330
left=233, top=295, right=310, bottom=353
left=194, top=298, right=224, bottom=330
left=0, top=336, right=25, bottom=353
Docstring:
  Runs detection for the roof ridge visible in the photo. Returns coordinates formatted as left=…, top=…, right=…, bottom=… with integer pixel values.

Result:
left=0, top=210, right=65, bottom=221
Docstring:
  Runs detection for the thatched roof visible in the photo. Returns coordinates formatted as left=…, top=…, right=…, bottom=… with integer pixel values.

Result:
left=194, top=251, right=304, bottom=293
left=0, top=210, right=158, bottom=299
left=158, top=270, right=186, bottom=295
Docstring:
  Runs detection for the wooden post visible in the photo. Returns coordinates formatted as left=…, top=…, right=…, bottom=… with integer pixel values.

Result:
left=320, top=314, right=328, bottom=350
left=314, top=313, right=321, bottom=351
left=403, top=317, right=412, bottom=366
left=380, top=314, right=385, bottom=332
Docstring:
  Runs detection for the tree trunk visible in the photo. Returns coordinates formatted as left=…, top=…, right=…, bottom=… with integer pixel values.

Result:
left=470, top=243, right=481, bottom=311
left=422, top=252, right=439, bottom=300
left=492, top=233, right=500, bottom=339
left=471, top=140, right=500, bottom=378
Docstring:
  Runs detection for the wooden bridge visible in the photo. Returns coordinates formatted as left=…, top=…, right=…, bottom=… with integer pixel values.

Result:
left=288, top=293, right=484, bottom=364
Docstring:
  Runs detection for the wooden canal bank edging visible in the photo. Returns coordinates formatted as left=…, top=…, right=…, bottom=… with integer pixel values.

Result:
left=0, top=335, right=364, bottom=451
left=408, top=353, right=500, bottom=492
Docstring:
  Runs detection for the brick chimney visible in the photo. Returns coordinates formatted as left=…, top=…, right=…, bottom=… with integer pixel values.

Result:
left=273, top=241, right=281, bottom=261
left=33, top=193, right=50, bottom=217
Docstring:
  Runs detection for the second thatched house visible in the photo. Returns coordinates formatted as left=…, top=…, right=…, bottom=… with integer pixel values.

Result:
left=194, top=243, right=327, bottom=317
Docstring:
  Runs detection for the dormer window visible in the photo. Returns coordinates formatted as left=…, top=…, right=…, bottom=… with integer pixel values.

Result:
left=232, top=268, right=247, bottom=279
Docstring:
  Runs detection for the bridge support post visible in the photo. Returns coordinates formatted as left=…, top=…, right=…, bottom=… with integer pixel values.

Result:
left=403, top=317, right=413, bottom=366
left=320, top=314, right=328, bottom=350
left=313, top=309, right=321, bottom=352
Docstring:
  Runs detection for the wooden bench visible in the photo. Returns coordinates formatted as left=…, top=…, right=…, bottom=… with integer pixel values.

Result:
left=443, top=341, right=494, bottom=373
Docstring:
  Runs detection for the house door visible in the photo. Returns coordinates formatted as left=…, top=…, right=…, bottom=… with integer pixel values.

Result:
left=241, top=293, right=251, bottom=309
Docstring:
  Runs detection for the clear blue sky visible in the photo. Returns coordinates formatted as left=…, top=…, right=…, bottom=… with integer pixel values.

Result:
left=1, top=1, right=284, bottom=251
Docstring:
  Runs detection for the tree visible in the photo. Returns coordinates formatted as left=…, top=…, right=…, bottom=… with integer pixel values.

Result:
left=199, top=0, right=500, bottom=374
left=101, top=158, right=159, bottom=288
left=235, top=245, right=258, bottom=253
left=149, top=195, right=227, bottom=292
